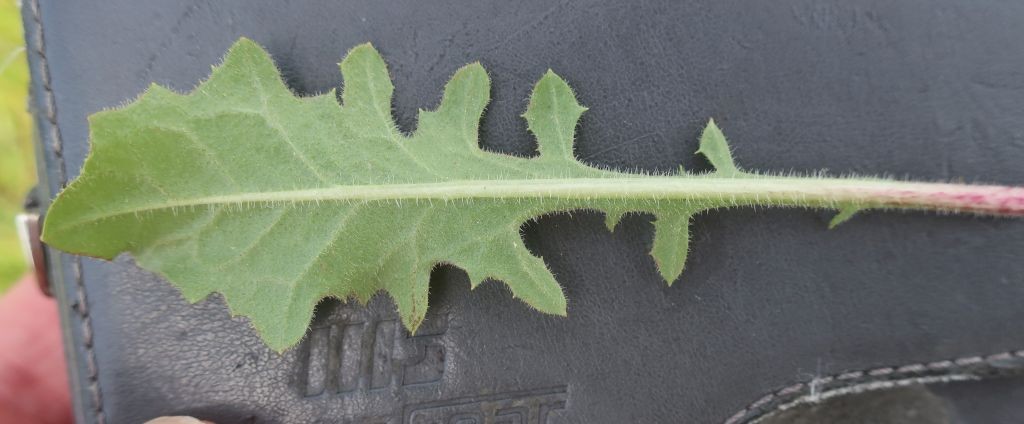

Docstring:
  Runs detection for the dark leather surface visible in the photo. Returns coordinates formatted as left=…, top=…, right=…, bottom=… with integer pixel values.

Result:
left=22, top=0, right=1024, bottom=423
left=762, top=377, right=1024, bottom=424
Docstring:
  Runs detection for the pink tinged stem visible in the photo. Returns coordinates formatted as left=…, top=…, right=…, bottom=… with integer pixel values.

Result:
left=844, top=183, right=1024, bottom=217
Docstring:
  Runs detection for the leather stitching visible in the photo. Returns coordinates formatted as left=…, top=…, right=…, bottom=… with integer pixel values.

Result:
left=724, top=349, right=1024, bottom=424
left=26, top=1, right=106, bottom=423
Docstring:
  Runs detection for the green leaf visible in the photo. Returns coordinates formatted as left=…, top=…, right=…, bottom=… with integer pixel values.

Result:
left=42, top=38, right=1024, bottom=351
left=829, top=205, right=862, bottom=229
left=650, top=208, right=699, bottom=284
left=697, top=118, right=743, bottom=177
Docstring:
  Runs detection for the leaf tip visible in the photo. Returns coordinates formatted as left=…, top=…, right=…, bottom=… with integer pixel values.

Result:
left=230, top=36, right=258, bottom=51
left=546, top=289, right=569, bottom=317
left=225, top=36, right=273, bottom=61
left=346, top=42, right=380, bottom=57
left=352, top=41, right=377, bottom=52
left=263, top=326, right=304, bottom=354
left=460, top=61, right=487, bottom=73
left=650, top=251, right=683, bottom=286
left=449, top=61, right=490, bottom=90
left=829, top=206, right=862, bottom=229
left=340, top=42, right=385, bottom=71
left=239, top=36, right=262, bottom=45
left=696, top=118, right=722, bottom=154
left=137, top=82, right=174, bottom=103
left=401, top=308, right=427, bottom=335
left=534, top=69, right=578, bottom=103
left=697, top=117, right=743, bottom=176
left=524, top=68, right=588, bottom=160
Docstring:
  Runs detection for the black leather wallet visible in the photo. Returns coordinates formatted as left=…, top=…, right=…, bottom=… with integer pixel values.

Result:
left=22, top=1, right=1024, bottom=423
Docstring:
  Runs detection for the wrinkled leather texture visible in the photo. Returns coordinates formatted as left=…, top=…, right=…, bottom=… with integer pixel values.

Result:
left=21, top=0, right=1024, bottom=423
left=764, top=380, right=1024, bottom=424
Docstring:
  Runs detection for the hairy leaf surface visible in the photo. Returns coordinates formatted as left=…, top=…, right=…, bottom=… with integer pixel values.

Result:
left=42, top=39, right=1024, bottom=350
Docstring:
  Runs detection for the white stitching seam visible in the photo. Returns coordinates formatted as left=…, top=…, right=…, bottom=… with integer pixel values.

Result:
left=723, top=350, right=1024, bottom=424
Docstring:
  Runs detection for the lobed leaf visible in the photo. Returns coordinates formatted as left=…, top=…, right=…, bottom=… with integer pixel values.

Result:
left=43, top=38, right=1024, bottom=350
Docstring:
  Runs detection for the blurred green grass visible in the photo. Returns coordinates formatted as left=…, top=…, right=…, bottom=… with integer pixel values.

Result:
left=0, top=0, right=34, bottom=291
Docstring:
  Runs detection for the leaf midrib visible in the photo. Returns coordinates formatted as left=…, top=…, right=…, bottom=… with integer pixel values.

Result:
left=53, top=176, right=956, bottom=232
